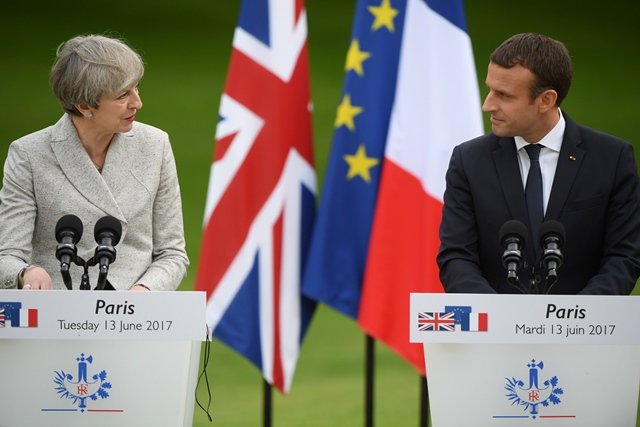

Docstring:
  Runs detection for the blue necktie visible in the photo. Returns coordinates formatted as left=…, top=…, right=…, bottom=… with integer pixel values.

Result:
left=525, top=144, right=543, bottom=251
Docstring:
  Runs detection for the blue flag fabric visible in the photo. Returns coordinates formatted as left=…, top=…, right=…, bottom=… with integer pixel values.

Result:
left=301, top=0, right=407, bottom=318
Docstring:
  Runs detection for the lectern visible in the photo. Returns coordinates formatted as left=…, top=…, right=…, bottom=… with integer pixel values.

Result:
left=0, top=290, right=207, bottom=427
left=410, top=293, right=640, bottom=427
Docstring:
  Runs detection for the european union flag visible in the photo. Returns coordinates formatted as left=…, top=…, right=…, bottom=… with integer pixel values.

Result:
left=445, top=305, right=472, bottom=330
left=302, top=0, right=407, bottom=319
left=0, top=302, right=22, bottom=327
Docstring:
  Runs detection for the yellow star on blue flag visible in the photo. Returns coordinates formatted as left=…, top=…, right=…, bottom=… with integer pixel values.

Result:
left=344, top=145, right=380, bottom=182
left=302, top=0, right=407, bottom=318
left=346, top=39, right=372, bottom=76
left=368, top=0, right=399, bottom=32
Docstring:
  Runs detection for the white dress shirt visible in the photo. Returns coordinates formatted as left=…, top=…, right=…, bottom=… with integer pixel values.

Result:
left=515, top=112, right=565, bottom=215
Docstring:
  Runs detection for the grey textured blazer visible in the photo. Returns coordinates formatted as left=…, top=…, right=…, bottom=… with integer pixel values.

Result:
left=0, top=114, right=189, bottom=290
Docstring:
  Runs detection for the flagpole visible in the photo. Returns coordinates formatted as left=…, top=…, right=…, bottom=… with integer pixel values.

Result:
left=419, top=375, right=429, bottom=427
left=365, top=335, right=375, bottom=427
left=263, top=379, right=272, bottom=427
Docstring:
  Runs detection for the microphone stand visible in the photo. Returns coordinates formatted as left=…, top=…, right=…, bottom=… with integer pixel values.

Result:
left=503, top=245, right=529, bottom=294
left=60, top=253, right=116, bottom=291
left=507, top=276, right=529, bottom=294
left=58, top=244, right=117, bottom=291
left=60, top=263, right=73, bottom=290
left=507, top=275, right=529, bottom=294
left=543, top=271, right=558, bottom=294
left=95, top=265, right=108, bottom=291
left=528, top=266, right=542, bottom=294
left=541, top=248, right=563, bottom=294
left=91, top=244, right=116, bottom=291
left=507, top=263, right=544, bottom=295
left=76, top=257, right=91, bottom=291
left=56, top=241, right=77, bottom=290
left=84, top=255, right=107, bottom=291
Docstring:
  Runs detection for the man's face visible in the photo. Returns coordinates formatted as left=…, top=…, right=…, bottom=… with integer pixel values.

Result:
left=482, top=62, right=545, bottom=143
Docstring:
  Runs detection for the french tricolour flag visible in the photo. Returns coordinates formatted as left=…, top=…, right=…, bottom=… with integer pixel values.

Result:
left=468, top=313, right=488, bottom=332
left=11, top=308, right=38, bottom=328
left=358, top=0, right=484, bottom=375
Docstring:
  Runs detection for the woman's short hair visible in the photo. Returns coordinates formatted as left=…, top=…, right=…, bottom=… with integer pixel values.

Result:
left=49, top=34, right=144, bottom=116
left=490, top=33, right=572, bottom=106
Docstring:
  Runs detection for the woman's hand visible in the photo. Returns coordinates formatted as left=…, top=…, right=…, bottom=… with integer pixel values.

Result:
left=20, top=266, right=53, bottom=290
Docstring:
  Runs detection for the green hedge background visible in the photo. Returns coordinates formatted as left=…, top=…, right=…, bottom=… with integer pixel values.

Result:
left=1, top=1, right=638, bottom=425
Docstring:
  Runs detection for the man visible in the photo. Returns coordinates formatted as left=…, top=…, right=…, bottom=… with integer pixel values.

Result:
left=437, top=33, right=640, bottom=294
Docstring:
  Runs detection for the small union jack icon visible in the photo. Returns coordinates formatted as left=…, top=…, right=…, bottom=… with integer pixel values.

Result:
left=417, top=312, right=456, bottom=332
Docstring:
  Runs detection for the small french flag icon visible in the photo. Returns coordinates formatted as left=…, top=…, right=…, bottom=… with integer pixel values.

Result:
left=11, top=308, right=38, bottom=328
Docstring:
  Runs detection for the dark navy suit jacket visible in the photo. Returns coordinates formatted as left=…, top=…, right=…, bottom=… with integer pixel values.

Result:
left=437, top=114, right=640, bottom=294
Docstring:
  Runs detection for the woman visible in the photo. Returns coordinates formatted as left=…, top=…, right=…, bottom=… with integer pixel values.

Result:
left=0, top=34, right=189, bottom=291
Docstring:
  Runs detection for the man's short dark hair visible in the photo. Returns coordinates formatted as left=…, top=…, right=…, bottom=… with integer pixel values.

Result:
left=490, top=33, right=572, bottom=106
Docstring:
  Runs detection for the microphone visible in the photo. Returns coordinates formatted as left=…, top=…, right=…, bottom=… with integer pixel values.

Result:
left=55, top=214, right=83, bottom=290
left=93, top=216, right=122, bottom=290
left=499, top=220, right=528, bottom=292
left=539, top=220, right=565, bottom=292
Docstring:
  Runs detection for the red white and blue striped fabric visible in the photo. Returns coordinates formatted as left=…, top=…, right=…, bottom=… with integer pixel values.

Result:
left=358, top=0, right=484, bottom=374
left=195, top=0, right=316, bottom=393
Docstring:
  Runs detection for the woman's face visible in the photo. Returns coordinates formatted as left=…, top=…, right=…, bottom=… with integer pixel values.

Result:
left=91, top=85, right=143, bottom=134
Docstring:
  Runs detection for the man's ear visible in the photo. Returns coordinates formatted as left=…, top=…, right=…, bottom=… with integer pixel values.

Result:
left=537, top=89, right=558, bottom=113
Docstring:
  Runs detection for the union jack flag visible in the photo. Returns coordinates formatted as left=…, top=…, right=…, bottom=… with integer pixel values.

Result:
left=417, top=312, right=456, bottom=332
left=0, top=307, right=5, bottom=327
left=195, top=0, right=316, bottom=394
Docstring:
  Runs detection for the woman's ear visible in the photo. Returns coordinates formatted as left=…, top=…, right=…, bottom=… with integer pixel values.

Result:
left=75, top=103, right=93, bottom=118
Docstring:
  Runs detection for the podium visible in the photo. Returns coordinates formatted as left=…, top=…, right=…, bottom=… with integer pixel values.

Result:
left=410, top=293, right=640, bottom=427
left=0, top=290, right=207, bottom=427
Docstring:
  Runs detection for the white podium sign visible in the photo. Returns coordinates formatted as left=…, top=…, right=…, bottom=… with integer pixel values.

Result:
left=410, top=293, right=640, bottom=427
left=0, top=290, right=206, bottom=340
left=0, top=290, right=207, bottom=427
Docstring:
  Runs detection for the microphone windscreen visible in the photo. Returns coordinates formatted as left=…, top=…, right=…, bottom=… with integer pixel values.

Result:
left=94, top=216, right=123, bottom=245
left=55, top=214, right=83, bottom=243
left=499, top=219, right=528, bottom=247
left=539, top=220, right=566, bottom=246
